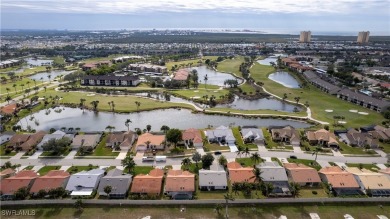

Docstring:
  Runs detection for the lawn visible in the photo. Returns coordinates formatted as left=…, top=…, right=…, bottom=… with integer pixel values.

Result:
left=216, top=56, right=244, bottom=75
left=299, top=188, right=329, bottom=198
left=23, top=166, right=34, bottom=170
left=262, top=128, right=281, bottom=148
left=132, top=166, right=154, bottom=175
left=236, top=157, right=263, bottom=167
left=169, top=86, right=228, bottom=102
left=271, top=157, right=283, bottom=166
left=338, top=142, right=378, bottom=155
left=287, top=158, right=321, bottom=171
left=0, top=144, right=16, bottom=156
left=200, top=130, right=229, bottom=152
left=250, top=62, right=385, bottom=127
left=2, top=205, right=388, bottom=219
left=90, top=134, right=120, bottom=156
left=197, top=190, right=228, bottom=199
left=181, top=162, right=202, bottom=174
left=67, top=165, right=98, bottom=174
left=231, top=127, right=258, bottom=150
left=346, top=163, right=380, bottom=172
left=37, top=166, right=61, bottom=175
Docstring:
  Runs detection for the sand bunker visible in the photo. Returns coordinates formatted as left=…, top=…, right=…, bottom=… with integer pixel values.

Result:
left=325, top=109, right=333, bottom=112
left=87, top=94, right=95, bottom=96
left=349, top=110, right=358, bottom=113
left=358, top=112, right=369, bottom=115
left=338, top=121, right=347, bottom=124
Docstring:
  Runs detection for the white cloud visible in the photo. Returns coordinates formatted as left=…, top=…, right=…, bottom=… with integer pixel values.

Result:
left=2, top=0, right=389, bottom=14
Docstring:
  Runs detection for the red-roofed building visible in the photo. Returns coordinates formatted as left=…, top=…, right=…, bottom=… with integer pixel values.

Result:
left=0, top=103, right=18, bottom=115
left=227, top=162, right=255, bottom=184
left=173, top=69, right=190, bottom=81
left=319, top=166, right=362, bottom=196
left=131, top=169, right=164, bottom=196
left=0, top=168, right=16, bottom=180
left=0, top=170, right=38, bottom=200
left=284, top=163, right=321, bottom=187
left=29, top=170, right=70, bottom=195
left=182, top=128, right=203, bottom=148
left=165, top=170, right=195, bottom=200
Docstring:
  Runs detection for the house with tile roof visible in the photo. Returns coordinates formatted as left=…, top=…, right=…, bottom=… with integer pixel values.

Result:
left=0, top=168, right=16, bottom=180
left=205, top=126, right=236, bottom=145
left=106, top=131, right=137, bottom=150
left=306, top=129, right=339, bottom=148
left=240, top=127, right=265, bottom=145
left=7, top=133, right=31, bottom=150
left=97, top=168, right=132, bottom=199
left=30, top=170, right=70, bottom=195
left=318, top=166, right=362, bottom=196
left=19, top=131, right=46, bottom=151
left=136, top=133, right=165, bottom=151
left=258, top=161, right=291, bottom=196
left=172, top=69, right=190, bottom=82
left=199, top=164, right=228, bottom=191
left=347, top=167, right=390, bottom=197
left=130, top=169, right=164, bottom=196
left=37, top=130, right=67, bottom=149
left=269, top=126, right=300, bottom=147
left=0, top=170, right=38, bottom=200
left=227, top=162, right=255, bottom=184
left=345, top=129, right=378, bottom=148
left=164, top=170, right=195, bottom=200
left=284, top=163, right=321, bottom=187
left=65, top=169, right=104, bottom=197
left=70, top=133, right=102, bottom=150
left=182, top=128, right=203, bottom=148
left=379, top=168, right=390, bottom=178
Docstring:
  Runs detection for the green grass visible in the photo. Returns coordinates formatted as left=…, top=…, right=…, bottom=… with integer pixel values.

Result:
left=0, top=144, right=16, bottom=156
left=165, top=56, right=218, bottom=73
left=217, top=56, right=244, bottom=75
left=271, top=157, right=283, bottom=166
left=236, top=157, right=263, bottom=167
left=169, top=86, right=228, bottom=101
left=346, top=163, right=380, bottom=172
left=37, top=166, right=61, bottom=175
left=339, top=142, right=377, bottom=155
left=299, top=188, right=329, bottom=198
left=67, top=165, right=98, bottom=174
left=132, top=166, right=154, bottom=176
left=23, top=166, right=34, bottom=170
left=262, top=128, right=279, bottom=148
left=250, top=62, right=385, bottom=127
left=200, top=130, right=229, bottom=152
left=90, top=134, right=120, bottom=156
left=287, top=158, right=322, bottom=171
left=231, top=127, right=257, bottom=149
left=181, top=163, right=202, bottom=174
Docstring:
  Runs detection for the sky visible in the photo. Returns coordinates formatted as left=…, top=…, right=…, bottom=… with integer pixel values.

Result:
left=1, top=0, right=390, bottom=35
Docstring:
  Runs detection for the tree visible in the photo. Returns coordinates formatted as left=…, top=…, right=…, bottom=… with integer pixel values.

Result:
left=47, top=74, right=52, bottom=83
left=79, top=98, right=86, bottom=112
left=37, top=189, right=47, bottom=199
left=135, top=101, right=141, bottom=111
left=20, top=83, right=24, bottom=92
left=243, top=147, right=250, bottom=157
left=26, top=81, right=31, bottom=89
left=160, top=125, right=170, bottom=134
left=41, top=138, right=71, bottom=155
left=312, top=146, right=322, bottom=162
left=146, top=124, right=152, bottom=133
left=74, top=198, right=83, bottom=212
left=105, top=125, right=115, bottom=133
left=125, top=119, right=132, bottom=131
left=14, top=187, right=29, bottom=200
left=218, top=155, right=228, bottom=167
left=261, top=182, right=274, bottom=197
left=250, top=152, right=261, bottom=165
left=224, top=193, right=235, bottom=218
left=236, top=145, right=244, bottom=158
left=192, top=152, right=202, bottom=167
left=12, top=84, right=17, bottom=93
left=166, top=128, right=182, bottom=148
left=201, top=153, right=214, bottom=169
left=282, top=93, right=288, bottom=101
left=6, top=87, right=10, bottom=95
left=181, top=157, right=192, bottom=170
left=232, top=183, right=240, bottom=195
left=289, top=182, right=301, bottom=198
left=90, top=100, right=99, bottom=112
left=252, top=167, right=263, bottom=183
left=121, top=156, right=136, bottom=173
left=294, top=97, right=300, bottom=104
left=104, top=185, right=112, bottom=197
left=43, top=86, right=47, bottom=92
left=5, top=95, right=12, bottom=104
left=111, top=101, right=115, bottom=112
left=215, top=203, right=223, bottom=216
left=204, top=74, right=208, bottom=90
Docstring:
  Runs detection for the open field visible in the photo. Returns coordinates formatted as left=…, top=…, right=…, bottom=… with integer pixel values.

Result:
left=250, top=63, right=385, bottom=127
left=2, top=204, right=388, bottom=219
left=165, top=56, right=218, bottom=72
left=217, top=56, right=244, bottom=75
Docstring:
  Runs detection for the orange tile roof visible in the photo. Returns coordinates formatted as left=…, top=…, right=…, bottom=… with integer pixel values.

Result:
left=165, top=170, right=195, bottom=192
left=182, top=128, right=203, bottom=143
left=227, top=162, right=255, bottom=183
left=284, top=163, right=321, bottom=183
left=30, top=170, right=70, bottom=193
left=136, top=133, right=165, bottom=147
left=0, top=168, right=16, bottom=177
left=173, top=69, right=190, bottom=81
left=379, top=168, right=390, bottom=175
left=130, top=169, right=164, bottom=194
left=19, top=131, right=46, bottom=151
left=0, top=103, right=17, bottom=114
left=0, top=170, right=38, bottom=194
left=319, top=166, right=359, bottom=188
left=8, top=134, right=31, bottom=147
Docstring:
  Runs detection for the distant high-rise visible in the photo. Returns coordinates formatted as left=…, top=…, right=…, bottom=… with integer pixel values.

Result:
left=357, top=31, right=370, bottom=43
left=299, top=31, right=311, bottom=43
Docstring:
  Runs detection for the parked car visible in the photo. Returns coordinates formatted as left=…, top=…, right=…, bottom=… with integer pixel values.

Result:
left=289, top=155, right=297, bottom=159
left=214, top=151, right=222, bottom=155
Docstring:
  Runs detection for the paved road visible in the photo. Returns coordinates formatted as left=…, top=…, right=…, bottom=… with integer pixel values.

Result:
left=3, top=151, right=387, bottom=167
left=2, top=197, right=390, bottom=207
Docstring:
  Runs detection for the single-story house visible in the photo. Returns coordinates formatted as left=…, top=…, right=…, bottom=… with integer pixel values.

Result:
left=7, top=133, right=31, bottom=149
left=240, top=127, right=265, bottom=145
left=0, top=131, right=15, bottom=145
left=269, top=126, right=300, bottom=147
left=65, top=169, right=105, bottom=197
left=284, top=163, right=321, bottom=187
left=172, top=69, right=190, bottom=82
left=130, top=169, right=164, bottom=196
left=347, top=167, right=390, bottom=197
left=318, top=166, right=362, bottom=196
left=0, top=168, right=16, bottom=180
left=205, top=126, right=236, bottom=145
left=227, top=162, right=255, bottom=184
left=29, top=170, right=70, bottom=195
left=259, top=161, right=291, bottom=196
left=306, top=129, right=339, bottom=148
left=0, top=170, right=38, bottom=200
left=199, top=164, right=228, bottom=191
left=97, top=168, right=132, bottom=199
left=106, top=131, right=137, bottom=150
left=182, top=128, right=203, bottom=148
left=70, top=133, right=102, bottom=150
left=18, top=131, right=46, bottom=151
left=345, top=129, right=378, bottom=148
left=379, top=168, right=390, bottom=178
left=37, top=130, right=67, bottom=149
left=135, top=133, right=165, bottom=151
left=165, top=170, right=195, bottom=200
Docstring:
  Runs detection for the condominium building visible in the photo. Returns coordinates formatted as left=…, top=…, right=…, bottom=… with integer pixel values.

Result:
left=357, top=31, right=370, bottom=43
left=299, top=31, right=311, bottom=43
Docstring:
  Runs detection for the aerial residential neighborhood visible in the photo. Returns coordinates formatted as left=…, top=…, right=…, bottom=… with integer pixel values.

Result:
left=0, top=1, right=390, bottom=218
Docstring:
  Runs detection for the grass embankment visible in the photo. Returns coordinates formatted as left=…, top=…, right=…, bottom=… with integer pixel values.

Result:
left=250, top=63, right=385, bottom=128
left=37, top=166, right=61, bottom=175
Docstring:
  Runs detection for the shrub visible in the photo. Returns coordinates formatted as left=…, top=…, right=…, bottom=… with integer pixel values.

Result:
left=312, top=191, right=318, bottom=195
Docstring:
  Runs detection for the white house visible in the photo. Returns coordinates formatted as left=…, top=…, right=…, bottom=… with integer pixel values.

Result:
left=205, top=126, right=235, bottom=144
left=199, top=164, right=228, bottom=191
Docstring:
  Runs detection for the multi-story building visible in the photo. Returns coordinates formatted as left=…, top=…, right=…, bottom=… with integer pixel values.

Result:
left=357, top=31, right=370, bottom=43
left=299, top=31, right=311, bottom=43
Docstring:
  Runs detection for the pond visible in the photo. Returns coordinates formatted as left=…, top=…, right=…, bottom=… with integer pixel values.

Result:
left=189, top=66, right=243, bottom=86
left=29, top=70, right=74, bottom=81
left=257, top=54, right=287, bottom=66
left=25, top=58, right=53, bottom=66
left=217, top=95, right=302, bottom=112
left=268, top=71, right=300, bottom=88
left=18, top=107, right=311, bottom=132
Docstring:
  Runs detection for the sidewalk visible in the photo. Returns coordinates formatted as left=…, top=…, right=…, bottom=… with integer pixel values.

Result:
left=10, top=152, right=25, bottom=160
left=332, top=149, right=344, bottom=157
left=258, top=145, right=268, bottom=153
left=28, top=151, right=43, bottom=159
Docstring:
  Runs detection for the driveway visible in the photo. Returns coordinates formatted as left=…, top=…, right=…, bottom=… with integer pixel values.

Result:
left=375, top=150, right=388, bottom=158
left=332, top=149, right=344, bottom=157
left=257, top=145, right=268, bottom=153
left=64, top=150, right=77, bottom=159
left=317, top=160, right=331, bottom=168
left=28, top=151, right=43, bottom=159
left=10, top=152, right=25, bottom=160
left=293, top=146, right=303, bottom=154
left=32, top=165, right=43, bottom=172
left=228, top=143, right=238, bottom=152
left=335, top=162, right=347, bottom=170
left=196, top=148, right=206, bottom=155
left=115, top=150, right=128, bottom=160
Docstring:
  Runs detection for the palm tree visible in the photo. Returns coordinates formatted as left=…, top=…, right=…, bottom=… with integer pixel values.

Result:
left=12, top=84, right=17, bottom=93
left=43, top=86, right=47, bottom=92
left=232, top=183, right=240, bottom=195
left=20, top=84, right=24, bottom=92
left=312, top=145, right=322, bottom=162
left=204, top=74, right=208, bottom=90
left=111, top=101, right=115, bottom=113
left=224, top=193, right=235, bottom=219
left=26, top=81, right=31, bottom=89
left=80, top=98, right=86, bottom=112
left=289, top=182, right=301, bottom=198
left=251, top=167, right=263, bottom=183
left=218, top=155, right=227, bottom=167
left=105, top=125, right=115, bottom=133
left=5, top=95, right=12, bottom=104
left=32, top=79, right=37, bottom=87
left=125, top=119, right=132, bottom=131
left=40, top=77, right=44, bottom=84
left=108, top=101, right=111, bottom=111
left=121, top=156, right=136, bottom=173
left=261, top=182, right=274, bottom=197
left=47, top=74, right=52, bottom=84
left=294, top=96, right=300, bottom=104
left=192, top=152, right=201, bottom=167
left=243, top=147, right=250, bottom=157
left=236, top=145, right=244, bottom=158
left=135, top=101, right=141, bottom=112
left=215, top=204, right=223, bottom=216
left=160, top=125, right=170, bottom=134
left=250, top=152, right=261, bottom=165
left=104, top=185, right=112, bottom=198
left=6, top=87, right=10, bottom=95
left=181, top=157, right=192, bottom=170
left=282, top=93, right=288, bottom=101
left=90, top=100, right=99, bottom=112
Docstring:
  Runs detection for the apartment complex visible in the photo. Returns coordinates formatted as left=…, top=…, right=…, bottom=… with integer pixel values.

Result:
left=357, top=31, right=370, bottom=43
left=299, top=31, right=311, bottom=43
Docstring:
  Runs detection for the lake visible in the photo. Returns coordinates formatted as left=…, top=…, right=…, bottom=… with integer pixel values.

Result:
left=25, top=58, right=53, bottom=66
left=190, top=66, right=243, bottom=86
left=268, top=71, right=300, bottom=88
left=29, top=70, right=74, bottom=81
left=18, top=107, right=311, bottom=132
